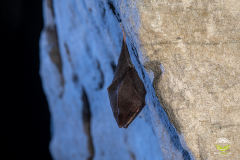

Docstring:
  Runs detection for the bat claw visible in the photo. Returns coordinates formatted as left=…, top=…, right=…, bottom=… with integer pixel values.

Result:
left=120, top=23, right=126, bottom=42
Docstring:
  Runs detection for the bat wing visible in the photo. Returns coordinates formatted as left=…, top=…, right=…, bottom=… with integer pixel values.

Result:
left=113, top=39, right=134, bottom=81
left=117, top=67, right=146, bottom=128
left=108, top=67, right=146, bottom=128
left=107, top=67, right=129, bottom=119
left=127, top=67, right=146, bottom=103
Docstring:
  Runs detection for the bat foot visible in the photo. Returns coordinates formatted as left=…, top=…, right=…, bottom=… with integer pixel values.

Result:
left=120, top=23, right=126, bottom=42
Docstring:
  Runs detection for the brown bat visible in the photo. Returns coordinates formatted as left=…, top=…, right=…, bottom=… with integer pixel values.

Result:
left=107, top=25, right=147, bottom=128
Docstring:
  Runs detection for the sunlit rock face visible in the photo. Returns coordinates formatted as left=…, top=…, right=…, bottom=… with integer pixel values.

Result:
left=123, top=0, right=240, bottom=159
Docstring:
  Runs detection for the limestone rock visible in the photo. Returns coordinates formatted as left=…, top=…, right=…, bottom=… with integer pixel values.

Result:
left=120, top=0, right=240, bottom=159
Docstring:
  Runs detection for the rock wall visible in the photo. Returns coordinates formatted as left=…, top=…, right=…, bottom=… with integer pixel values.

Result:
left=135, top=0, right=240, bottom=159
left=40, top=0, right=183, bottom=159
left=40, top=0, right=240, bottom=159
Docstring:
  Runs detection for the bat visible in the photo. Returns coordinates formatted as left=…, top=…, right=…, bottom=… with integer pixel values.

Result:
left=107, top=24, right=147, bottom=128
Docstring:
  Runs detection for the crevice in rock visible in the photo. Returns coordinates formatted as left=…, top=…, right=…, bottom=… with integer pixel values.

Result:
left=124, top=135, right=136, bottom=160
left=81, top=88, right=94, bottom=160
left=72, top=74, right=79, bottom=83
left=96, top=60, right=104, bottom=90
left=110, top=61, right=116, bottom=73
left=45, top=26, right=64, bottom=98
left=64, top=42, right=72, bottom=63
left=182, top=150, right=191, bottom=160
left=47, top=26, right=63, bottom=79
left=46, top=0, right=54, bottom=17
left=131, top=43, right=139, bottom=59
left=63, top=42, right=79, bottom=84
left=99, top=1, right=106, bottom=19
left=64, top=42, right=75, bottom=71
left=129, top=150, right=136, bottom=160
left=46, top=26, right=62, bottom=74
left=44, top=0, right=64, bottom=98
left=107, top=0, right=121, bottom=22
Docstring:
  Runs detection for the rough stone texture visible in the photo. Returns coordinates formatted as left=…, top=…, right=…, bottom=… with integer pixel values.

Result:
left=40, top=0, right=240, bottom=159
left=126, top=0, right=240, bottom=159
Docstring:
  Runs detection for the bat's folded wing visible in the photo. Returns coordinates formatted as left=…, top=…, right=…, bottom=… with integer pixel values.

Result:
left=107, top=67, right=130, bottom=119
left=107, top=67, right=146, bottom=128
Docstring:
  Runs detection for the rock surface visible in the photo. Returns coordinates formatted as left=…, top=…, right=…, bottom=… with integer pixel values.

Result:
left=40, top=0, right=240, bottom=159
left=40, top=0, right=177, bottom=159
left=132, top=0, right=240, bottom=159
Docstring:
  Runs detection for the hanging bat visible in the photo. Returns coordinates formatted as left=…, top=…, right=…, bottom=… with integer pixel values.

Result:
left=107, top=24, right=147, bottom=128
